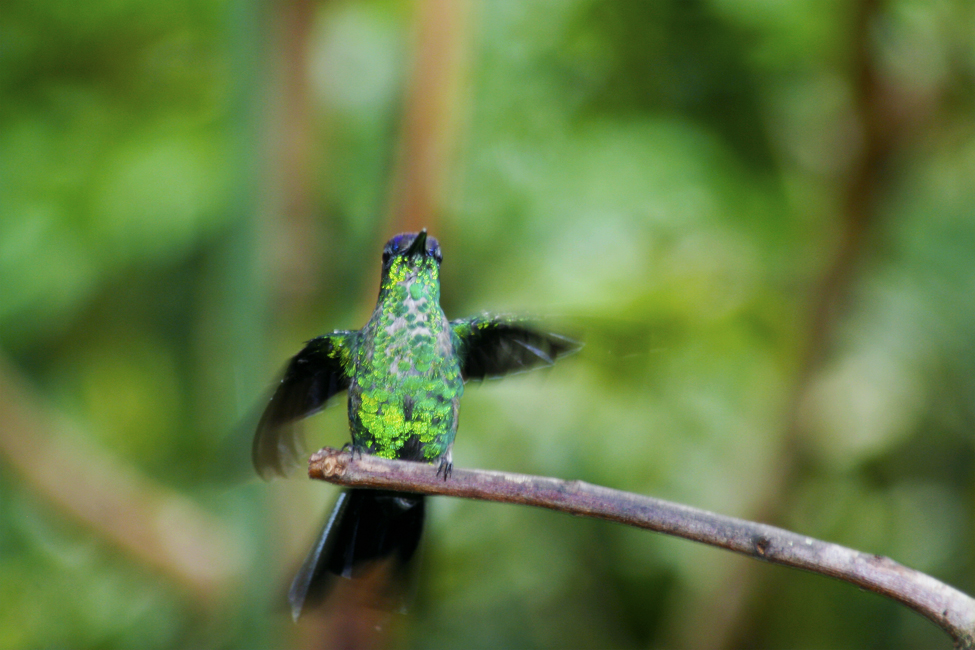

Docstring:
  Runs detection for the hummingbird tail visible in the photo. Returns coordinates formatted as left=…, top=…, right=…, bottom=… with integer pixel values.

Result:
left=288, top=489, right=425, bottom=620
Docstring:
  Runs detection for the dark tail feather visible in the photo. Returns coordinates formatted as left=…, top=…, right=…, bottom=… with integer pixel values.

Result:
left=288, top=489, right=425, bottom=620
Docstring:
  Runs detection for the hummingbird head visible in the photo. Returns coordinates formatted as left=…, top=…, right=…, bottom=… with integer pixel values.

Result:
left=378, top=229, right=443, bottom=296
left=382, top=229, right=442, bottom=268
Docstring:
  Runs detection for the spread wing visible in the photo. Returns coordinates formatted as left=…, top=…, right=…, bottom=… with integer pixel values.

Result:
left=252, top=332, right=355, bottom=479
left=450, top=316, right=580, bottom=381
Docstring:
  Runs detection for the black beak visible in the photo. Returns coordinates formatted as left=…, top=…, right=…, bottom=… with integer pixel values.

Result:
left=405, top=229, right=428, bottom=258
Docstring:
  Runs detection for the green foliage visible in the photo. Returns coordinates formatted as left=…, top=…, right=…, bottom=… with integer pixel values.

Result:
left=2, top=0, right=972, bottom=648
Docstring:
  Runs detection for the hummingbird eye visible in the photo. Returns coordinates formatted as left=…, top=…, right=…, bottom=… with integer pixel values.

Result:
left=382, top=251, right=392, bottom=264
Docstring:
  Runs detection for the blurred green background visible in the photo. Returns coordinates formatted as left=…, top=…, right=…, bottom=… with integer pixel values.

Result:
left=2, top=0, right=973, bottom=648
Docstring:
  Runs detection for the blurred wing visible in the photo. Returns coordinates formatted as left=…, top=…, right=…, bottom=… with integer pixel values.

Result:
left=252, top=333, right=355, bottom=479
left=451, top=317, right=581, bottom=381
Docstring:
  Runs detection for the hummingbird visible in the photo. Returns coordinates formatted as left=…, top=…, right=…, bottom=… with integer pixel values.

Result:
left=252, top=230, right=579, bottom=619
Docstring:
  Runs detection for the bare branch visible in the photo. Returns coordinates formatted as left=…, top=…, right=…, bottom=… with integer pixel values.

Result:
left=309, top=448, right=975, bottom=649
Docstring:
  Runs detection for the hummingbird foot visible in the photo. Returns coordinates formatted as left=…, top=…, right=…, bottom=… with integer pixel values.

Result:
left=436, top=458, right=453, bottom=481
left=340, top=442, right=366, bottom=460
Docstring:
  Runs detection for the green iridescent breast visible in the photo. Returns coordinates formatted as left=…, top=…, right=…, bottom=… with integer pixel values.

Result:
left=349, top=255, right=463, bottom=462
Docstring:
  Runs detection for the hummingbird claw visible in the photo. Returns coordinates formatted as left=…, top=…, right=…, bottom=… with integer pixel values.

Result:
left=340, top=442, right=365, bottom=460
left=436, top=459, right=452, bottom=481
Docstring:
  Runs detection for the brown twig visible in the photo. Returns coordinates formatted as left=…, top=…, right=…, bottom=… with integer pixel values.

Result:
left=309, top=447, right=975, bottom=649
left=386, top=0, right=471, bottom=234
left=0, top=357, right=242, bottom=603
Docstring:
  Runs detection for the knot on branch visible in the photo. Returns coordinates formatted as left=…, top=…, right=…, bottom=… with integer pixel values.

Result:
left=753, top=534, right=772, bottom=557
left=308, top=447, right=349, bottom=480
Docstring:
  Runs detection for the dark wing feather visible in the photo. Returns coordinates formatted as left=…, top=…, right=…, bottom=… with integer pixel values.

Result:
left=252, top=333, right=354, bottom=479
left=451, top=317, right=580, bottom=381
